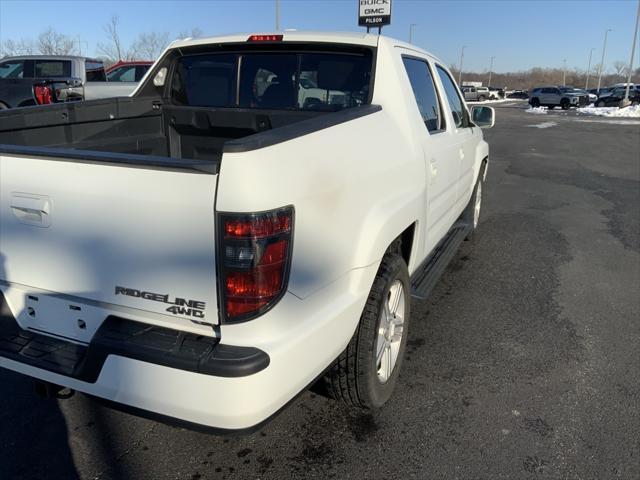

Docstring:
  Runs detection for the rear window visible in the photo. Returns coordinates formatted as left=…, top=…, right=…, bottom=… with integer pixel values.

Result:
left=35, top=60, right=71, bottom=78
left=86, top=61, right=107, bottom=82
left=171, top=50, right=373, bottom=111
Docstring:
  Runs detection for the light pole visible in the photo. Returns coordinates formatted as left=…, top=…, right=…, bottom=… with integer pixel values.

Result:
left=409, top=24, right=417, bottom=44
left=624, top=0, right=640, bottom=104
left=458, top=46, right=466, bottom=86
left=275, top=0, right=280, bottom=31
left=585, top=48, right=596, bottom=90
left=488, top=56, right=495, bottom=87
left=596, top=29, right=612, bottom=93
left=563, top=58, right=567, bottom=85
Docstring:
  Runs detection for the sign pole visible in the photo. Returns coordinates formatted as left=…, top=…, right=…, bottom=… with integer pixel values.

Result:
left=623, top=0, right=640, bottom=104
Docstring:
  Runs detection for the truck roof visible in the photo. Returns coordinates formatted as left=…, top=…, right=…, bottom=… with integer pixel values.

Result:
left=171, top=31, right=443, bottom=64
left=0, top=55, right=100, bottom=63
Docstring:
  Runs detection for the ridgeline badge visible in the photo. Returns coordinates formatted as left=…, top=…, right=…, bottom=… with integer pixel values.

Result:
left=115, top=286, right=206, bottom=318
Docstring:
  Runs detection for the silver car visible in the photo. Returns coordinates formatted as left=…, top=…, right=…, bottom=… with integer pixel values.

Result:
left=529, top=86, right=590, bottom=110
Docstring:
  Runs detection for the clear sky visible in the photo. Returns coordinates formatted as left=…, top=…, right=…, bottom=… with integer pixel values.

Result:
left=1, top=0, right=638, bottom=73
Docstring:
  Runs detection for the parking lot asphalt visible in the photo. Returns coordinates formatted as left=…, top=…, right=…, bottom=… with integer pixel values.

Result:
left=1, top=102, right=639, bottom=480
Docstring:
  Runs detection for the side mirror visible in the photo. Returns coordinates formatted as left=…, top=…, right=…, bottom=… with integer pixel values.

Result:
left=471, top=105, right=495, bottom=128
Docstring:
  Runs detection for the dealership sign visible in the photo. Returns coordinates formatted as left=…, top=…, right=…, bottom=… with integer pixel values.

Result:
left=358, top=0, right=392, bottom=28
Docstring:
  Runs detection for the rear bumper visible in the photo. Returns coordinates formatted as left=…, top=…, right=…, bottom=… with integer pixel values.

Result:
left=0, top=263, right=376, bottom=430
left=0, top=300, right=270, bottom=382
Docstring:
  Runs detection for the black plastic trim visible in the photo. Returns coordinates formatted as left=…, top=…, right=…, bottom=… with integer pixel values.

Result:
left=0, top=144, right=218, bottom=174
left=0, top=293, right=269, bottom=381
left=223, top=104, right=382, bottom=153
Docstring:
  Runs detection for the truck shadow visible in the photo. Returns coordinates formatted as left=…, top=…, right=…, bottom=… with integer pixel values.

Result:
left=0, top=253, right=80, bottom=479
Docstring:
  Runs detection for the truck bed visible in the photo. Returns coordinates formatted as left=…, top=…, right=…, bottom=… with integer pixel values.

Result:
left=0, top=97, right=325, bottom=164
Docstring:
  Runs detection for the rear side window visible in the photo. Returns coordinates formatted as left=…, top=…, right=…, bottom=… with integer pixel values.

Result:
left=107, top=65, right=137, bottom=82
left=402, top=57, right=443, bottom=132
left=35, top=60, right=71, bottom=78
left=0, top=60, right=24, bottom=79
left=436, top=65, right=466, bottom=128
left=171, top=51, right=373, bottom=111
left=85, top=61, right=106, bottom=82
left=172, top=54, right=238, bottom=107
left=135, top=65, right=150, bottom=81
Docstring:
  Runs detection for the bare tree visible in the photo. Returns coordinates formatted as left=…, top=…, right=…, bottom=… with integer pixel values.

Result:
left=130, top=32, right=171, bottom=60
left=177, top=28, right=203, bottom=40
left=612, top=60, right=628, bottom=77
left=1, top=38, right=34, bottom=57
left=97, top=15, right=126, bottom=61
left=37, top=28, right=76, bottom=55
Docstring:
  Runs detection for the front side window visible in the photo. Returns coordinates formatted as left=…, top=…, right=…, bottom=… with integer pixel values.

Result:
left=402, top=57, right=443, bottom=132
left=35, top=60, right=71, bottom=78
left=0, top=60, right=24, bottom=79
left=436, top=65, right=466, bottom=128
left=171, top=50, right=373, bottom=111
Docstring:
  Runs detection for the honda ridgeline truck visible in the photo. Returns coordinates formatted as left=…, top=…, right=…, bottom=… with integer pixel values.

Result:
left=0, top=32, right=493, bottom=431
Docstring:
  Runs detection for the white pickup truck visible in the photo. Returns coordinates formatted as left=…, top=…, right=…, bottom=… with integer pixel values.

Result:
left=0, top=32, right=493, bottom=432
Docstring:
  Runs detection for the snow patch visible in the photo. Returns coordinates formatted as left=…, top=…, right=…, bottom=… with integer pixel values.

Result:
left=468, top=98, right=523, bottom=104
left=525, top=106, right=548, bottom=114
left=576, top=104, right=640, bottom=118
left=527, top=121, right=558, bottom=129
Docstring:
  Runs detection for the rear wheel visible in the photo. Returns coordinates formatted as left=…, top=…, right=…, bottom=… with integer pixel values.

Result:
left=478, top=95, right=486, bottom=102
left=560, top=99, right=570, bottom=110
left=464, top=175, right=483, bottom=241
left=596, top=100, right=605, bottom=107
left=530, top=98, right=540, bottom=108
left=323, top=248, right=411, bottom=409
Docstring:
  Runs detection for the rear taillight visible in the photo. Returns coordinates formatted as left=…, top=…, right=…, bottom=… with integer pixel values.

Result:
left=34, top=85, right=53, bottom=105
left=218, top=207, right=294, bottom=323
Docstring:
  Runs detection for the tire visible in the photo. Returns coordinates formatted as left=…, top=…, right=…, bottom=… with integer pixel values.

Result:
left=323, top=247, right=411, bottom=409
left=478, top=95, right=486, bottom=102
left=530, top=98, right=540, bottom=108
left=560, top=99, right=570, bottom=110
left=596, top=100, right=605, bottom=107
left=463, top=174, right=483, bottom=241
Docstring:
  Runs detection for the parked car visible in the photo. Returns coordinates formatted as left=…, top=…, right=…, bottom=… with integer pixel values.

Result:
left=0, top=55, right=138, bottom=109
left=488, top=86, right=504, bottom=100
left=598, top=85, right=640, bottom=99
left=506, top=90, right=528, bottom=99
left=0, top=31, right=494, bottom=432
left=570, top=88, right=597, bottom=103
left=595, top=88, right=640, bottom=107
left=106, top=61, right=153, bottom=82
left=529, top=86, right=590, bottom=109
left=462, top=85, right=489, bottom=101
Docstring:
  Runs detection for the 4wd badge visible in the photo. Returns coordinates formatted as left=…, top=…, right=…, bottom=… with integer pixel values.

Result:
left=115, top=286, right=206, bottom=319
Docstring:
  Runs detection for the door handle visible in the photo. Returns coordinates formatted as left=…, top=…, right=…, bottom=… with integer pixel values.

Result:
left=429, top=161, right=438, bottom=182
left=10, top=194, right=51, bottom=228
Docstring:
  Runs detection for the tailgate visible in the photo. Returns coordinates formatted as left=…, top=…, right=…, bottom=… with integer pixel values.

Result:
left=0, top=153, right=220, bottom=342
